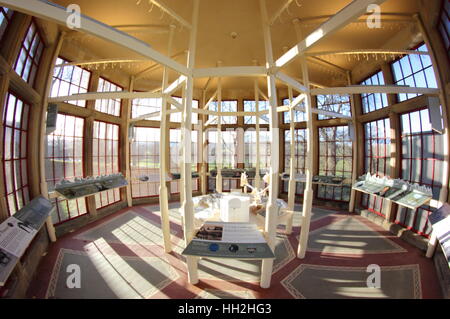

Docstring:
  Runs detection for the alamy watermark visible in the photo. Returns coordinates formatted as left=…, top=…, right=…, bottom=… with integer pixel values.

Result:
left=66, top=4, right=81, bottom=30
left=367, top=4, right=382, bottom=29
left=66, top=264, right=81, bottom=289
left=366, top=264, right=381, bottom=288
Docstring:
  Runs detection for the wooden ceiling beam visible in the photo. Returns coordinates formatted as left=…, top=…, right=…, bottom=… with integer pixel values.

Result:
left=275, top=0, right=388, bottom=68
left=0, top=0, right=189, bottom=75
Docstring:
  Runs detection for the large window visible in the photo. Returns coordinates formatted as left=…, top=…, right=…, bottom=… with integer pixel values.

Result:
left=93, top=121, right=120, bottom=209
left=244, top=130, right=270, bottom=169
left=132, top=97, right=161, bottom=121
left=391, top=44, right=437, bottom=103
left=207, top=129, right=239, bottom=192
left=221, top=130, right=238, bottom=168
left=317, top=126, right=353, bottom=202
left=0, top=7, right=13, bottom=40
left=45, top=114, right=87, bottom=224
left=51, top=57, right=91, bottom=107
left=95, top=77, right=122, bottom=116
left=14, top=21, right=44, bottom=87
left=130, top=127, right=160, bottom=198
left=283, top=98, right=306, bottom=123
left=283, top=129, right=307, bottom=195
left=207, top=130, right=238, bottom=170
left=437, top=0, right=449, bottom=59
left=317, top=95, right=351, bottom=120
left=209, top=101, right=238, bottom=124
left=2, top=93, right=30, bottom=216
left=169, top=129, right=199, bottom=194
left=170, top=97, right=198, bottom=124
left=395, top=109, right=445, bottom=237
left=243, top=100, right=269, bottom=124
left=360, top=71, right=389, bottom=114
left=361, top=118, right=391, bottom=216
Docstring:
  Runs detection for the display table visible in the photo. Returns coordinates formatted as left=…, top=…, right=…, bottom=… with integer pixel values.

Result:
left=55, top=173, right=128, bottom=200
left=0, top=196, right=54, bottom=286
left=182, top=222, right=275, bottom=259
left=352, top=173, right=433, bottom=210
left=426, top=203, right=450, bottom=265
left=280, top=173, right=352, bottom=187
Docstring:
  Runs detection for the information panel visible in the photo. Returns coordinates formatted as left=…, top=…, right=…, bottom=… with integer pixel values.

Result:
left=0, top=196, right=54, bottom=286
left=429, top=203, right=450, bottom=264
left=182, top=222, right=275, bottom=259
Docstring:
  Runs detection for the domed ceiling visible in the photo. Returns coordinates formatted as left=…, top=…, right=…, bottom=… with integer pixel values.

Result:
left=50, top=0, right=421, bottom=95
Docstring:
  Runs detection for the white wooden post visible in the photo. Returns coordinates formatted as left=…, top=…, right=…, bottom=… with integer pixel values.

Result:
left=216, top=63, right=223, bottom=193
left=286, top=83, right=296, bottom=234
left=200, top=89, right=207, bottom=195
left=182, top=0, right=200, bottom=285
left=158, top=25, right=176, bottom=253
left=180, top=85, right=186, bottom=206
left=347, top=71, right=358, bottom=213
left=293, top=18, right=314, bottom=259
left=125, top=76, right=135, bottom=208
left=253, top=70, right=261, bottom=189
left=259, top=0, right=280, bottom=289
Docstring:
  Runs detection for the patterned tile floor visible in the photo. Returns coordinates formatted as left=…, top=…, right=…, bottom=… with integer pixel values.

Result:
left=27, top=203, right=443, bottom=299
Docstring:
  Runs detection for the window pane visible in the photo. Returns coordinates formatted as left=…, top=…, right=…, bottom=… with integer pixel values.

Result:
left=46, top=114, right=87, bottom=224
left=95, top=77, right=122, bottom=116
left=51, top=57, right=91, bottom=107
left=93, top=121, right=121, bottom=209
left=14, top=22, right=43, bottom=86
left=2, top=93, right=31, bottom=216
left=317, top=95, right=351, bottom=120
left=130, top=127, right=161, bottom=198
left=317, top=126, right=353, bottom=202
left=395, top=108, right=444, bottom=237
left=391, top=44, right=438, bottom=102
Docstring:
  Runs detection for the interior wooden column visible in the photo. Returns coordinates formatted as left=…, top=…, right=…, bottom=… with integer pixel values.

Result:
left=200, top=89, right=208, bottom=195
left=285, top=84, right=295, bottom=233
left=182, top=0, right=200, bottom=285
left=158, top=24, right=176, bottom=253
left=311, top=95, right=319, bottom=197
left=259, top=0, right=279, bottom=289
left=34, top=30, right=64, bottom=242
left=122, top=76, right=134, bottom=207
left=0, top=74, right=10, bottom=222
left=236, top=97, right=244, bottom=171
left=382, top=62, right=400, bottom=222
left=347, top=71, right=360, bottom=213
left=254, top=74, right=261, bottom=189
left=216, top=66, right=223, bottom=193
left=293, top=18, right=314, bottom=259
left=352, top=91, right=365, bottom=211
left=84, top=72, right=99, bottom=217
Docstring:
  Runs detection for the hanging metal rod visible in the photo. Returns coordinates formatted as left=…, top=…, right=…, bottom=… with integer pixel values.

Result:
left=146, top=0, right=192, bottom=29
left=305, top=49, right=430, bottom=57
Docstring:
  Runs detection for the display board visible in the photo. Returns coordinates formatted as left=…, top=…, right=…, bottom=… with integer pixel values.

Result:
left=352, top=173, right=433, bottom=210
left=428, top=203, right=450, bottom=264
left=280, top=173, right=350, bottom=187
left=55, top=173, right=128, bottom=200
left=209, top=168, right=267, bottom=178
left=0, top=196, right=54, bottom=286
left=182, top=222, right=275, bottom=259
